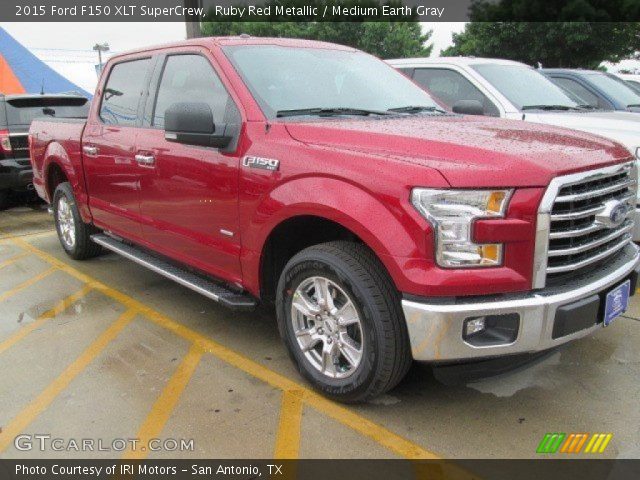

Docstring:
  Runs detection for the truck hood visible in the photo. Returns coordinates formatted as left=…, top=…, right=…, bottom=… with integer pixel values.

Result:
left=523, top=110, right=640, bottom=152
left=284, top=115, right=630, bottom=188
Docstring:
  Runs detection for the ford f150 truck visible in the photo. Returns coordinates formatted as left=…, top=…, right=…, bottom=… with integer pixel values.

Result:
left=30, top=37, right=640, bottom=402
left=1, top=93, right=89, bottom=208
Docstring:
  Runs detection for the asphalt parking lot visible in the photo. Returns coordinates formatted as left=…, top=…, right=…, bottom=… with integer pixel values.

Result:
left=0, top=205, right=639, bottom=460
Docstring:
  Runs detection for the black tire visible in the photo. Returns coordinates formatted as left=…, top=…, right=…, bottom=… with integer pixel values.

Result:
left=276, top=241, right=412, bottom=403
left=0, top=190, right=9, bottom=210
left=52, top=182, right=102, bottom=260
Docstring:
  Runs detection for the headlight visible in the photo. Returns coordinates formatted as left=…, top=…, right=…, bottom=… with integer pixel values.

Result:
left=411, top=188, right=512, bottom=268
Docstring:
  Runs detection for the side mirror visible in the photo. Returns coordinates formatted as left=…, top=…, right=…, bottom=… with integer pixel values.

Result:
left=164, top=102, right=232, bottom=148
left=452, top=100, right=485, bottom=116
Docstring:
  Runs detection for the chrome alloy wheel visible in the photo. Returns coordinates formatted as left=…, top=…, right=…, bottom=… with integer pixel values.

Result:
left=57, top=196, right=76, bottom=249
left=291, top=276, right=363, bottom=379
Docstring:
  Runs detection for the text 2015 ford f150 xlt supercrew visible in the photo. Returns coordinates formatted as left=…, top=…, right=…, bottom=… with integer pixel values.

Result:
left=29, top=37, right=640, bottom=402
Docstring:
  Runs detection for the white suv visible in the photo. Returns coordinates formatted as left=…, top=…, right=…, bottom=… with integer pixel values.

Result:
left=387, top=57, right=640, bottom=240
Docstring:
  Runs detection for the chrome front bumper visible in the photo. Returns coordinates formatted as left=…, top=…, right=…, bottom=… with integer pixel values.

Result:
left=402, top=244, right=640, bottom=362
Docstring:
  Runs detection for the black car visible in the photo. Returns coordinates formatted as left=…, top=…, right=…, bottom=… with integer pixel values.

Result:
left=0, top=93, right=89, bottom=208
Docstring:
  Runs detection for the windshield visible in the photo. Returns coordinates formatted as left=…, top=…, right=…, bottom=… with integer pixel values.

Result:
left=587, top=73, right=640, bottom=107
left=5, top=96, right=89, bottom=126
left=223, top=45, right=439, bottom=119
left=472, top=64, right=578, bottom=110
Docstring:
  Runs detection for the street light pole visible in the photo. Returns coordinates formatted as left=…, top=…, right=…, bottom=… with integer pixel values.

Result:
left=93, top=42, right=110, bottom=71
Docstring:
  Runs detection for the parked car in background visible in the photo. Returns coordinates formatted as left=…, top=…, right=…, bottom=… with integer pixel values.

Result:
left=542, top=69, right=640, bottom=113
left=388, top=57, right=640, bottom=240
left=0, top=93, right=89, bottom=208
left=614, top=73, right=640, bottom=96
left=30, top=37, right=640, bottom=402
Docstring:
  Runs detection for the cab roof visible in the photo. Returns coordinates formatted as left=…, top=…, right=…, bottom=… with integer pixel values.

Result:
left=109, top=36, right=356, bottom=62
left=387, top=56, right=529, bottom=68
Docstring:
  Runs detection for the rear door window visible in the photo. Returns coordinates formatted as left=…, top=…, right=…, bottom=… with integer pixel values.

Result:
left=99, top=58, right=151, bottom=126
left=413, top=68, right=500, bottom=116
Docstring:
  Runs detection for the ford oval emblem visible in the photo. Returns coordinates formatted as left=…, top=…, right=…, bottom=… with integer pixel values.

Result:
left=610, top=202, right=627, bottom=226
left=595, top=200, right=627, bottom=228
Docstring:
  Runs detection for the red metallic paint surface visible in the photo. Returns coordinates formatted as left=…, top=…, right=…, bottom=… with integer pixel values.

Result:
left=29, top=37, right=634, bottom=300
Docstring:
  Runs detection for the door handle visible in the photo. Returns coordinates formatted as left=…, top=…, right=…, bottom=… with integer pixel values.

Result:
left=135, top=154, right=155, bottom=167
left=82, top=145, right=98, bottom=156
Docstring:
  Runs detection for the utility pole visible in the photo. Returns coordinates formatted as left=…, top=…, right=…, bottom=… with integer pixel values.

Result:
left=184, top=0, right=202, bottom=38
left=93, top=42, right=110, bottom=72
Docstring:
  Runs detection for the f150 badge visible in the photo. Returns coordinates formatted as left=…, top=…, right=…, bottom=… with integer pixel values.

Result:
left=242, top=156, right=280, bottom=171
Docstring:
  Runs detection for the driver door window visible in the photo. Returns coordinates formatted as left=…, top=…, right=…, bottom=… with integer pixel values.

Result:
left=152, top=54, right=235, bottom=128
left=548, top=77, right=612, bottom=110
left=413, top=68, right=500, bottom=116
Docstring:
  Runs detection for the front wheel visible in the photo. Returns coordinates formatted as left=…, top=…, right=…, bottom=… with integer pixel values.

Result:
left=53, top=182, right=102, bottom=260
left=276, top=241, right=412, bottom=403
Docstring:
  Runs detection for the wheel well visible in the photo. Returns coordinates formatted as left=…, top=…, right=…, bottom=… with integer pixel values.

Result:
left=260, top=216, right=364, bottom=304
left=46, top=163, right=68, bottom=200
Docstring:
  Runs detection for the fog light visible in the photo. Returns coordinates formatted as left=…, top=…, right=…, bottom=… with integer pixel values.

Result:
left=462, top=313, right=520, bottom=347
left=464, top=317, right=486, bottom=337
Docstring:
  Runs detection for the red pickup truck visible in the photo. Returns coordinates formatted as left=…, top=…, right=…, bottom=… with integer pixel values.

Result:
left=30, top=37, right=640, bottom=402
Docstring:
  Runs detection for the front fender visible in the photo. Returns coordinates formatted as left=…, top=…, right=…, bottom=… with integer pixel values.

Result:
left=240, top=175, right=432, bottom=296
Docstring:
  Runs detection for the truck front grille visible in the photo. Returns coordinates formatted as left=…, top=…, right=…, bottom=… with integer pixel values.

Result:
left=533, top=161, right=638, bottom=288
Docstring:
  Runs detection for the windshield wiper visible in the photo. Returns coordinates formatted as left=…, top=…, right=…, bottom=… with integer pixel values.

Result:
left=627, top=103, right=640, bottom=108
left=521, top=104, right=580, bottom=111
left=276, top=107, right=391, bottom=118
left=575, top=104, right=599, bottom=110
left=387, top=105, right=447, bottom=114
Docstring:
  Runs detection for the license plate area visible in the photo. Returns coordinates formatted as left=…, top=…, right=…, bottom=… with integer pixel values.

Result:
left=603, top=280, right=630, bottom=327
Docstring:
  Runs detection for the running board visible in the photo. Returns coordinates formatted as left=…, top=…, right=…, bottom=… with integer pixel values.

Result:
left=91, top=234, right=257, bottom=311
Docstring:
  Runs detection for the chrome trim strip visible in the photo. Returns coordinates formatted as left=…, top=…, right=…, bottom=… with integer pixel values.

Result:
left=549, top=206, right=635, bottom=239
left=546, top=235, right=632, bottom=274
left=550, top=205, right=603, bottom=221
left=554, top=179, right=636, bottom=203
left=532, top=161, right=637, bottom=289
left=547, top=222, right=633, bottom=256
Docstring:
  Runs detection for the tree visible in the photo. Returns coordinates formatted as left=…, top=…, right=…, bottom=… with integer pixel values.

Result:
left=442, top=22, right=640, bottom=68
left=441, top=0, right=640, bottom=68
left=202, top=0, right=432, bottom=59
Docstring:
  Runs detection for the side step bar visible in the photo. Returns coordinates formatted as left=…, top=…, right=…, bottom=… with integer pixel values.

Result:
left=91, top=234, right=257, bottom=311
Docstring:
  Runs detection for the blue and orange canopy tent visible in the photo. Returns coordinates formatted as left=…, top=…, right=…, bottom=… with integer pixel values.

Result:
left=0, top=27, right=91, bottom=97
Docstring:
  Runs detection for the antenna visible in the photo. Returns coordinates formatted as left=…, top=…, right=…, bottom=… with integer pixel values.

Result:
left=40, top=78, right=45, bottom=95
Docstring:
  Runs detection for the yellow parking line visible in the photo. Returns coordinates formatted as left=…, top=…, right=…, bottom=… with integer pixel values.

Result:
left=274, top=390, right=304, bottom=459
left=11, top=238, right=440, bottom=459
left=0, top=251, right=30, bottom=269
left=302, top=391, right=439, bottom=459
left=123, top=344, right=204, bottom=460
left=0, top=284, right=93, bottom=355
left=0, top=309, right=136, bottom=453
left=0, top=266, right=56, bottom=302
left=0, top=229, right=56, bottom=242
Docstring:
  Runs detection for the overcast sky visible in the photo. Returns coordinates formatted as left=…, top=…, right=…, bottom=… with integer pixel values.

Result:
left=0, top=22, right=465, bottom=92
